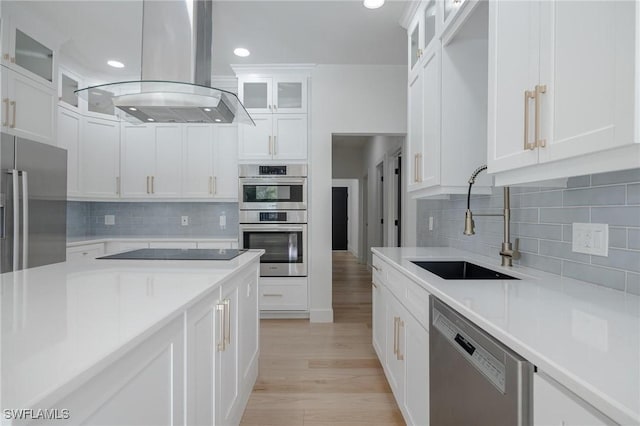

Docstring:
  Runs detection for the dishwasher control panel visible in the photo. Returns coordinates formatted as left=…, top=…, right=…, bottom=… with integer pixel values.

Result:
left=433, top=309, right=506, bottom=393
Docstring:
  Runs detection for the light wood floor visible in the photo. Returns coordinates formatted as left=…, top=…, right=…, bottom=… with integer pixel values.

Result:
left=240, top=251, right=404, bottom=426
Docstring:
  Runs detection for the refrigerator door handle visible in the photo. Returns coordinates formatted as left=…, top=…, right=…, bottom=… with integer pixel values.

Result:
left=20, top=171, right=28, bottom=269
left=10, top=169, right=19, bottom=271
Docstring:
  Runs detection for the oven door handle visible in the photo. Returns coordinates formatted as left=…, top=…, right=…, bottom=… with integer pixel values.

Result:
left=240, top=178, right=307, bottom=185
left=240, top=225, right=306, bottom=232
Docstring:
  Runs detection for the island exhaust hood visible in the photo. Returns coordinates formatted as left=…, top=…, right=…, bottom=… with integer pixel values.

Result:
left=75, top=0, right=253, bottom=125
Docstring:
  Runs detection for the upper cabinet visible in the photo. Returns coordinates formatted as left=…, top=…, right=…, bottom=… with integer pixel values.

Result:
left=405, top=0, right=492, bottom=198
left=81, top=116, right=120, bottom=198
left=487, top=0, right=639, bottom=185
left=238, top=75, right=307, bottom=114
left=234, top=66, right=311, bottom=162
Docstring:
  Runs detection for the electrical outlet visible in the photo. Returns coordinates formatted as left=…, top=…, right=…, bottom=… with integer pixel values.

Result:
left=219, top=212, right=226, bottom=230
left=572, top=223, right=608, bottom=256
left=429, top=216, right=434, bottom=231
left=105, top=215, right=115, bottom=225
left=181, top=216, right=189, bottom=226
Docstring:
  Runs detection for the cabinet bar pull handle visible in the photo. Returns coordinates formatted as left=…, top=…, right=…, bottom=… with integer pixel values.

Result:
left=209, top=176, right=213, bottom=194
left=523, top=89, right=536, bottom=150
left=268, top=136, right=272, bottom=154
left=151, top=176, right=155, bottom=194
left=224, top=299, right=231, bottom=345
left=397, top=320, right=404, bottom=361
left=116, top=177, right=120, bottom=195
left=534, top=84, right=547, bottom=148
left=393, top=317, right=398, bottom=355
left=371, top=282, right=378, bottom=289
left=414, top=154, right=418, bottom=182
left=213, top=176, right=217, bottom=195
left=3, top=98, right=9, bottom=127
left=372, top=264, right=380, bottom=272
left=273, top=136, right=277, bottom=155
left=263, top=293, right=283, bottom=297
left=146, top=176, right=150, bottom=194
left=2, top=54, right=8, bottom=61
left=10, top=101, right=16, bottom=128
left=216, top=303, right=225, bottom=351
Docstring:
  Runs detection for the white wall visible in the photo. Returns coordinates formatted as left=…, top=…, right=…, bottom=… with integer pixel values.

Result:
left=332, top=144, right=365, bottom=179
left=309, top=64, right=406, bottom=322
left=363, top=136, right=403, bottom=265
left=332, top=179, right=359, bottom=257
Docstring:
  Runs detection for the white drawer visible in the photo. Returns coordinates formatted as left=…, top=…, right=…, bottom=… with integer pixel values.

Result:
left=66, top=243, right=105, bottom=261
left=259, top=277, right=308, bottom=311
left=372, top=254, right=388, bottom=286
left=148, top=242, right=197, bottom=249
left=385, top=262, right=430, bottom=330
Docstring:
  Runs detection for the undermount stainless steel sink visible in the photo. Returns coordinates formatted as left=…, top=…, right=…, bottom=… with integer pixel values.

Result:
left=411, top=261, right=519, bottom=280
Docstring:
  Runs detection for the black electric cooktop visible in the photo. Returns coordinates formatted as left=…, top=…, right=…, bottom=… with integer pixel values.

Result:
left=98, top=248, right=246, bottom=261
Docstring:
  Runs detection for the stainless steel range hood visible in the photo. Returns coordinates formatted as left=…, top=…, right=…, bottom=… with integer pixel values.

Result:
left=75, top=0, right=253, bottom=125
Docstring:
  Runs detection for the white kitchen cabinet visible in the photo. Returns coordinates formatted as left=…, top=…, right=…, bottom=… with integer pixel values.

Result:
left=1, top=66, right=56, bottom=145
left=406, top=1, right=491, bottom=198
left=238, top=267, right=259, bottom=390
left=239, top=114, right=307, bottom=161
left=372, top=253, right=431, bottom=426
left=182, top=124, right=238, bottom=199
left=218, top=279, right=240, bottom=426
left=51, top=316, right=185, bottom=426
left=121, top=124, right=182, bottom=198
left=488, top=0, right=638, bottom=185
left=57, top=106, right=81, bottom=196
left=258, top=277, right=308, bottom=312
left=408, top=0, right=439, bottom=81
left=81, top=116, right=120, bottom=198
left=534, top=372, right=613, bottom=426
left=58, top=67, right=81, bottom=110
left=238, top=75, right=307, bottom=114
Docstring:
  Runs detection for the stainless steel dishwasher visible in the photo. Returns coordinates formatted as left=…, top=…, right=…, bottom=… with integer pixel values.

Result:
left=430, top=297, right=533, bottom=426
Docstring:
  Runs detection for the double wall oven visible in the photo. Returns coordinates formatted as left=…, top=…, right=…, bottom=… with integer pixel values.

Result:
left=239, top=165, right=307, bottom=277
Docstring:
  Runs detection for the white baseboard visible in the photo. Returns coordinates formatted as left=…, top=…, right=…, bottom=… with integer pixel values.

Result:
left=260, top=311, right=310, bottom=319
left=310, top=308, right=334, bottom=323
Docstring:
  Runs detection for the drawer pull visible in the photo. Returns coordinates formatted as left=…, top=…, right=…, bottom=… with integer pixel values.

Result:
left=263, top=293, right=283, bottom=297
left=371, top=282, right=378, bottom=289
left=372, top=264, right=381, bottom=272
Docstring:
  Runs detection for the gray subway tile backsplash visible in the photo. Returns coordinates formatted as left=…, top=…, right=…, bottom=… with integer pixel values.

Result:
left=417, top=168, right=640, bottom=294
left=67, top=202, right=239, bottom=239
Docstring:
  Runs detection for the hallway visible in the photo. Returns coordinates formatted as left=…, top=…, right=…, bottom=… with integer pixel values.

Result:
left=240, top=252, right=403, bottom=425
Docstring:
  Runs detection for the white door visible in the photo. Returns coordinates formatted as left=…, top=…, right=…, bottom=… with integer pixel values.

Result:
left=213, top=124, right=239, bottom=199
left=273, top=114, right=307, bottom=160
left=5, top=68, right=55, bottom=144
left=121, top=124, right=154, bottom=198
left=57, top=106, right=81, bottom=196
left=81, top=117, right=120, bottom=198
left=273, top=76, right=307, bottom=113
left=183, top=124, right=214, bottom=198
left=420, top=45, right=441, bottom=189
left=538, top=1, right=636, bottom=163
left=238, top=114, right=272, bottom=160
left=403, top=313, right=429, bottom=426
left=217, top=283, right=240, bottom=426
left=487, top=1, right=540, bottom=173
left=407, top=70, right=423, bottom=191
left=153, top=125, right=182, bottom=197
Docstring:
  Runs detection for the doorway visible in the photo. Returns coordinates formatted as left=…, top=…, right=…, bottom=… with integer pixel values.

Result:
left=332, top=187, right=348, bottom=250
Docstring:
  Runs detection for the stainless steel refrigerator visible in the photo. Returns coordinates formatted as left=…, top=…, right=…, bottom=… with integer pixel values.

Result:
left=1, top=133, right=67, bottom=273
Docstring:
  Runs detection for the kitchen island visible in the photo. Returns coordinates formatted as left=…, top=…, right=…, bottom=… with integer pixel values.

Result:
left=372, top=247, right=640, bottom=426
left=0, top=250, right=262, bottom=425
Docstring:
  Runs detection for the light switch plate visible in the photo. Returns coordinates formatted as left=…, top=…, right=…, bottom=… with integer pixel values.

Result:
left=572, top=223, right=608, bottom=256
left=104, top=215, right=115, bottom=225
left=181, top=216, right=189, bottom=226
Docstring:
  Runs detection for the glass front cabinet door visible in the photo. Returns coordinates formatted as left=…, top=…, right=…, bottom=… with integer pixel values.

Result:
left=239, top=76, right=307, bottom=114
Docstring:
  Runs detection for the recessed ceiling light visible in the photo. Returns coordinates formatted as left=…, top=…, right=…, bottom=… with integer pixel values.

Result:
left=234, top=48, right=250, bottom=57
left=214, top=118, right=222, bottom=122
left=107, top=60, right=125, bottom=68
left=203, top=108, right=212, bottom=112
left=147, top=118, right=155, bottom=122
left=128, top=107, right=137, bottom=111
left=363, top=0, right=384, bottom=9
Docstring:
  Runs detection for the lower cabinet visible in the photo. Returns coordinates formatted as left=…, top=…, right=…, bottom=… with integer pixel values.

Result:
left=372, top=254, right=430, bottom=426
left=533, top=372, right=613, bottom=426
left=258, top=276, right=308, bottom=312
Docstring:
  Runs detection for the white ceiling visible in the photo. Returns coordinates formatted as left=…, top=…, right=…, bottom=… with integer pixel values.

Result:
left=18, top=0, right=408, bottom=81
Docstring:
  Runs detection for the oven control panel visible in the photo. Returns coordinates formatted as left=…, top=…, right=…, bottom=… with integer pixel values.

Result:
left=259, top=212, right=287, bottom=222
left=259, top=165, right=287, bottom=175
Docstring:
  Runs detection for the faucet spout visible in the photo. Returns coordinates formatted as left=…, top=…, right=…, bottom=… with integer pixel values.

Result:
left=464, top=166, right=520, bottom=267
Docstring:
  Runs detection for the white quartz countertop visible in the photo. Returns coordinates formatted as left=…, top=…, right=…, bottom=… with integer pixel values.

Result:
left=372, top=247, right=640, bottom=426
left=67, top=236, right=238, bottom=246
left=0, top=250, right=262, bottom=411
